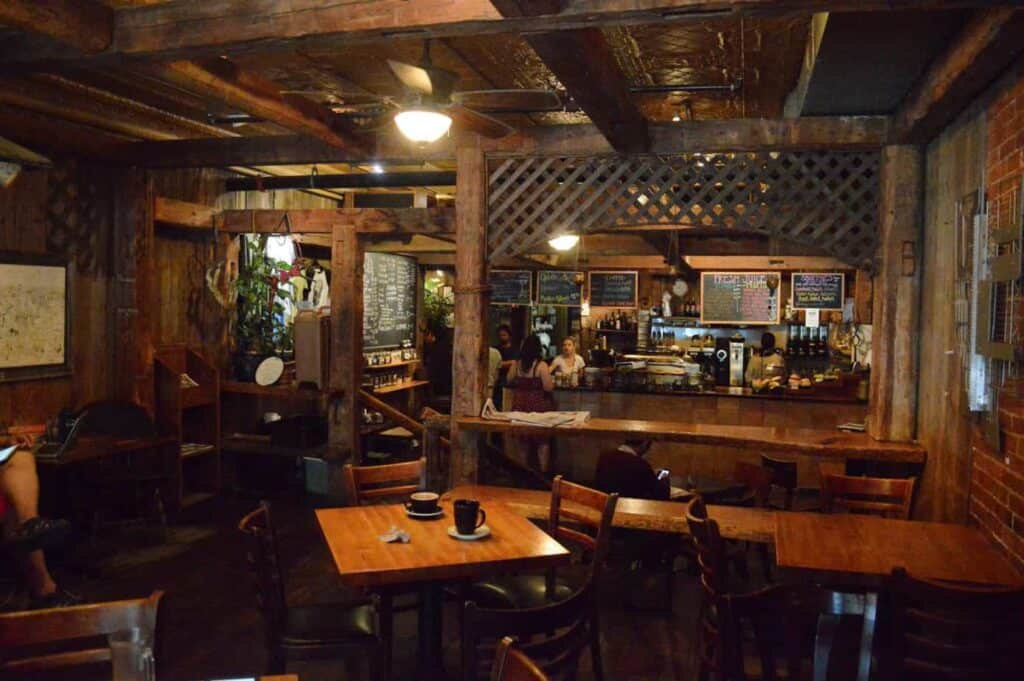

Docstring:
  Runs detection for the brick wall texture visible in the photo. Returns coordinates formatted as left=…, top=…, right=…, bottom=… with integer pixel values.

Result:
left=970, top=70, right=1024, bottom=573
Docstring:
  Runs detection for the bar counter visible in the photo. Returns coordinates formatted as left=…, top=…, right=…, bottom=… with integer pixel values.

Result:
left=553, top=383, right=865, bottom=404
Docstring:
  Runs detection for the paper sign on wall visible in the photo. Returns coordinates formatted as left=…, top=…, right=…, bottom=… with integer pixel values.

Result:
left=805, top=309, right=820, bottom=328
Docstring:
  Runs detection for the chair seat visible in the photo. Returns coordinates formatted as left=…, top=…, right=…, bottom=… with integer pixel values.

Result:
left=464, top=573, right=583, bottom=610
left=281, top=603, right=377, bottom=645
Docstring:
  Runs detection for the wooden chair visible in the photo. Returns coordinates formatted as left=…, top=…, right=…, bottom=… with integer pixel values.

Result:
left=463, top=581, right=595, bottom=681
left=686, top=496, right=734, bottom=681
left=0, top=591, right=163, bottom=677
left=238, top=502, right=384, bottom=679
left=490, top=637, right=550, bottom=681
left=732, top=462, right=775, bottom=508
left=343, top=456, right=427, bottom=506
left=820, top=473, right=916, bottom=519
left=882, top=567, right=1024, bottom=680
left=760, top=455, right=798, bottom=511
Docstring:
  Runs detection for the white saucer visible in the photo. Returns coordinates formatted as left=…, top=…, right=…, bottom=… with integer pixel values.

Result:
left=447, top=524, right=491, bottom=541
left=406, top=509, right=444, bottom=519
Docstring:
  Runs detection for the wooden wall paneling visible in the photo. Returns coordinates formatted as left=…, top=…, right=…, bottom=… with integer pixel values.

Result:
left=451, top=138, right=489, bottom=486
left=916, top=113, right=985, bottom=522
left=328, top=222, right=363, bottom=461
left=868, top=146, right=924, bottom=443
left=110, top=168, right=156, bottom=408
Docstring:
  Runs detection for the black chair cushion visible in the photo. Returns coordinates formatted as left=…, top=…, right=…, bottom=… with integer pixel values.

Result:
left=464, top=573, right=583, bottom=610
left=281, top=603, right=376, bottom=645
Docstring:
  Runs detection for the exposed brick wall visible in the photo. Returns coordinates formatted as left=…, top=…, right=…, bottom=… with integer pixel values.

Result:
left=969, top=70, right=1024, bottom=573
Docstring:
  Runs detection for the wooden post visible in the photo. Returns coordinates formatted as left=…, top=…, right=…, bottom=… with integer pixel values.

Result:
left=110, top=167, right=155, bottom=408
left=329, top=222, right=364, bottom=461
left=450, top=137, right=489, bottom=486
left=868, top=145, right=923, bottom=441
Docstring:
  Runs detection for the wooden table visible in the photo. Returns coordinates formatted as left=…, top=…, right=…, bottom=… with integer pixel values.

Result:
left=316, top=500, right=569, bottom=679
left=457, top=416, right=926, bottom=463
left=445, top=484, right=776, bottom=543
left=775, top=512, right=1024, bottom=586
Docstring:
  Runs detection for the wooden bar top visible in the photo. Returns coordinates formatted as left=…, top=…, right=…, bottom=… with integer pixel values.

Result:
left=775, top=512, right=1024, bottom=587
left=457, top=417, right=925, bottom=463
left=444, top=484, right=775, bottom=543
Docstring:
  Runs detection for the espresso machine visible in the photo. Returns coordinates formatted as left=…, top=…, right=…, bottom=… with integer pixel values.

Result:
left=713, top=334, right=747, bottom=386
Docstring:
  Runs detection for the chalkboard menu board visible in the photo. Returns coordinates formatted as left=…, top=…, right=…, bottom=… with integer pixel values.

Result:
left=537, top=270, right=583, bottom=306
left=363, top=252, right=417, bottom=350
left=792, top=272, right=845, bottom=310
left=490, top=270, right=533, bottom=306
left=700, top=272, right=781, bottom=325
left=589, top=271, right=637, bottom=308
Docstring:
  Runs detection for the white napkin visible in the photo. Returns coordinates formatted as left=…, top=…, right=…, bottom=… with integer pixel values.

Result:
left=378, top=526, right=410, bottom=543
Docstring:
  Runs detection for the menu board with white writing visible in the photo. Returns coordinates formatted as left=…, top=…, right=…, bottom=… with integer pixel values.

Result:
left=490, top=270, right=533, bottom=306
left=537, top=270, right=583, bottom=306
left=700, top=272, right=781, bottom=325
left=363, top=252, right=417, bottom=350
left=792, top=272, right=845, bottom=310
left=589, top=271, right=638, bottom=308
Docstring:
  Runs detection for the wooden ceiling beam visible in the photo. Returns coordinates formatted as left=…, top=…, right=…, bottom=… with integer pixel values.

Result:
left=147, top=59, right=367, bottom=153
left=0, top=0, right=112, bottom=54
left=0, top=1, right=1003, bottom=68
left=0, top=103, right=132, bottom=159
left=493, top=0, right=649, bottom=152
left=892, top=7, right=1024, bottom=143
left=215, top=207, right=455, bottom=235
left=109, top=133, right=454, bottom=168
left=483, top=116, right=890, bottom=155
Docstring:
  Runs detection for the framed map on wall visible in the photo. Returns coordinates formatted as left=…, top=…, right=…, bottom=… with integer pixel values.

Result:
left=0, top=254, right=72, bottom=382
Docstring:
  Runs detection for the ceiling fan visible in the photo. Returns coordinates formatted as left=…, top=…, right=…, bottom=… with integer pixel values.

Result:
left=382, top=40, right=564, bottom=142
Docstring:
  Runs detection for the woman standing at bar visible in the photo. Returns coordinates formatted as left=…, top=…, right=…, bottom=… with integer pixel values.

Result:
left=549, top=337, right=586, bottom=381
left=507, top=334, right=555, bottom=472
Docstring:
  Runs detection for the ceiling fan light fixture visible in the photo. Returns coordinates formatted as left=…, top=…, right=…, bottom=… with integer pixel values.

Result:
left=548, top=234, right=579, bottom=251
left=394, top=108, right=452, bottom=143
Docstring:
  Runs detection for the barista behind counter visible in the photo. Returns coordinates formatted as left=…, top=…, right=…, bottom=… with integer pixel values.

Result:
left=744, top=332, right=786, bottom=385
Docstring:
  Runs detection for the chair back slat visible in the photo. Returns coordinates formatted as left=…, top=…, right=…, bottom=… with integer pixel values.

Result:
left=821, top=473, right=916, bottom=519
left=760, top=455, right=798, bottom=510
left=548, top=476, right=617, bottom=581
left=0, top=592, right=163, bottom=675
left=491, top=637, right=550, bottom=681
left=464, top=582, right=594, bottom=681
left=238, top=501, right=288, bottom=642
left=344, top=457, right=427, bottom=506
left=885, top=567, right=1024, bottom=680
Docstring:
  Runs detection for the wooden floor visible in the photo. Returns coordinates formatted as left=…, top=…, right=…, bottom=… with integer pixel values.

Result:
left=33, top=492, right=707, bottom=681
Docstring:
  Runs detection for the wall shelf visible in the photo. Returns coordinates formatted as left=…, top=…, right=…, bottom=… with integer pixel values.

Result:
left=373, top=379, right=429, bottom=395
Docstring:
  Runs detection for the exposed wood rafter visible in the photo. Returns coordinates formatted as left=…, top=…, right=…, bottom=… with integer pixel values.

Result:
left=215, top=207, right=456, bottom=235
left=0, top=1, right=1003, bottom=68
left=154, top=196, right=218, bottom=230
left=0, top=0, right=112, bottom=54
left=893, top=7, right=1024, bottom=143
left=148, top=59, right=367, bottom=153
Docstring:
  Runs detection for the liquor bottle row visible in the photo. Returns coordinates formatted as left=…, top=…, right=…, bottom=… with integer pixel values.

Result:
left=595, top=310, right=637, bottom=331
left=786, top=325, right=829, bottom=357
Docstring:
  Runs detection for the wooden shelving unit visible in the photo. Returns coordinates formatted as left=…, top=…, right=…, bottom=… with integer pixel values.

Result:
left=154, top=345, right=221, bottom=510
left=373, top=379, right=429, bottom=395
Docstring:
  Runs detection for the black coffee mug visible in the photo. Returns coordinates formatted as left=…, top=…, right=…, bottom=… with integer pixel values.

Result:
left=405, top=492, right=440, bottom=514
left=454, top=499, right=486, bottom=535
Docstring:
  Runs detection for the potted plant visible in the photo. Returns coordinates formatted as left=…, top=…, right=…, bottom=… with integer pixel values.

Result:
left=232, top=234, right=294, bottom=381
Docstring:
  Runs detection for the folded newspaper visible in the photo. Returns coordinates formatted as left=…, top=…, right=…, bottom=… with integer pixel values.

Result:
left=480, top=399, right=590, bottom=428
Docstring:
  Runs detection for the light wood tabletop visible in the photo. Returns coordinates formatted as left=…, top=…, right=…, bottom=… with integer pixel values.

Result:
left=456, top=416, right=926, bottom=463
left=445, top=484, right=776, bottom=543
left=775, top=512, right=1024, bottom=587
left=316, top=500, right=570, bottom=588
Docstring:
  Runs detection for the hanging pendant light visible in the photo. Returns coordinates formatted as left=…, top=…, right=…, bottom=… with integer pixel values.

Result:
left=548, top=234, right=579, bottom=251
left=394, top=108, right=453, bottom=143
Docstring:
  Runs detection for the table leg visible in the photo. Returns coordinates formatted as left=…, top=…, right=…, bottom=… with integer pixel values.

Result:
left=418, top=583, right=445, bottom=680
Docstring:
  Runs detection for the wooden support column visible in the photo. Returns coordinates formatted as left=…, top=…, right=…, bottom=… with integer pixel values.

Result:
left=109, top=169, right=156, bottom=408
left=451, top=138, right=489, bottom=486
left=329, top=222, right=364, bottom=461
left=868, top=145, right=923, bottom=442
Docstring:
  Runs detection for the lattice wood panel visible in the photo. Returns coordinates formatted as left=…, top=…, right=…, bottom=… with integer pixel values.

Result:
left=487, top=152, right=880, bottom=266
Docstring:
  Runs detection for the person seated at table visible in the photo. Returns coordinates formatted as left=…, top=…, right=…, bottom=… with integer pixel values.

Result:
left=594, top=439, right=670, bottom=500
left=507, top=334, right=555, bottom=473
left=0, top=446, right=79, bottom=609
left=548, top=337, right=586, bottom=379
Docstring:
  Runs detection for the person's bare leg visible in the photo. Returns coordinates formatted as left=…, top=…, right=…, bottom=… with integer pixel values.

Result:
left=1, top=451, right=57, bottom=597
left=0, top=450, right=40, bottom=522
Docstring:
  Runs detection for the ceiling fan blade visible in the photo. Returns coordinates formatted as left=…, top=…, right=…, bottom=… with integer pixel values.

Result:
left=387, top=59, right=434, bottom=95
left=452, top=89, right=562, bottom=112
left=448, top=104, right=515, bottom=139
